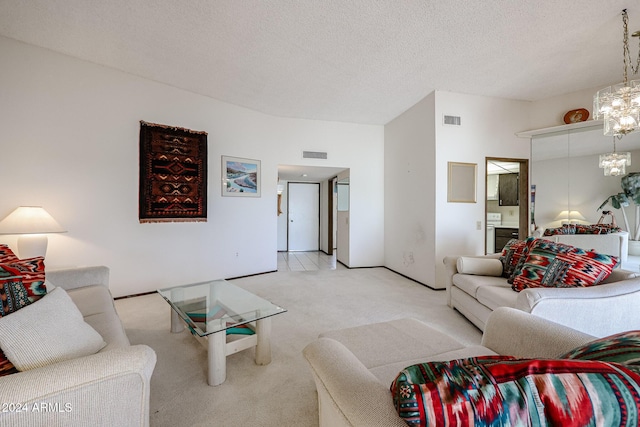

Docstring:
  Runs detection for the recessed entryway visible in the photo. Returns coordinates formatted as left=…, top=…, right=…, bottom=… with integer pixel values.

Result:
left=277, top=251, right=345, bottom=271
left=485, top=157, right=529, bottom=254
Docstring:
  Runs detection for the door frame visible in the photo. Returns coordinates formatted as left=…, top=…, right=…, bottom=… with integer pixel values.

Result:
left=485, top=157, right=530, bottom=251
left=326, top=176, right=338, bottom=255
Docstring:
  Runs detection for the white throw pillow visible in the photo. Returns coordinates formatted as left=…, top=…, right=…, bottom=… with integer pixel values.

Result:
left=0, top=287, right=106, bottom=371
left=456, top=257, right=503, bottom=276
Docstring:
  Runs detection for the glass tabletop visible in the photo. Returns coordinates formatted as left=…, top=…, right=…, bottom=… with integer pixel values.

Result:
left=157, top=279, right=286, bottom=337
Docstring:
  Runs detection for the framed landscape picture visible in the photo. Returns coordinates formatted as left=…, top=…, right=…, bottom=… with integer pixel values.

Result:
left=222, top=156, right=261, bottom=197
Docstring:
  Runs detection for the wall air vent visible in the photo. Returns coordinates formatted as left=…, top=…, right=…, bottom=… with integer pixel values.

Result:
left=443, top=115, right=462, bottom=126
left=303, top=151, right=328, bottom=159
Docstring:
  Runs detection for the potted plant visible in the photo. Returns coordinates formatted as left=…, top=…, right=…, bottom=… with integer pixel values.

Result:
left=599, top=172, right=640, bottom=255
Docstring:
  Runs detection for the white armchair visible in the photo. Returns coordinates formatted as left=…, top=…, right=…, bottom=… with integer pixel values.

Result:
left=0, top=267, right=156, bottom=427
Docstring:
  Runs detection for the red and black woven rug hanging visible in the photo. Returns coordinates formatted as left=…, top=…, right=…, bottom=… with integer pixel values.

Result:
left=139, top=121, right=207, bottom=223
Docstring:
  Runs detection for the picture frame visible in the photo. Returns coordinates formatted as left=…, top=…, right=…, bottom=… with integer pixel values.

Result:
left=447, top=162, right=477, bottom=203
left=222, top=156, right=261, bottom=197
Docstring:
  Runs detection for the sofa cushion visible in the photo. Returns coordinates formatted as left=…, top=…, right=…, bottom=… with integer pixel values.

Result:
left=456, top=257, right=502, bottom=276
left=452, top=274, right=507, bottom=300
left=391, top=356, right=640, bottom=427
left=511, top=239, right=618, bottom=291
left=602, top=267, right=640, bottom=284
left=369, top=345, right=497, bottom=385
left=319, top=318, right=464, bottom=370
left=0, top=257, right=46, bottom=302
left=475, top=283, right=517, bottom=311
left=0, top=287, right=106, bottom=371
left=560, top=330, right=640, bottom=367
left=66, top=285, right=131, bottom=350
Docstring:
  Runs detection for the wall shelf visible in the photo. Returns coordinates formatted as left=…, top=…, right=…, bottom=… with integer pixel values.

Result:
left=516, top=120, right=603, bottom=138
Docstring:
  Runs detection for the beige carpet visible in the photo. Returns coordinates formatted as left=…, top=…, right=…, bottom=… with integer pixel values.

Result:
left=114, top=267, right=481, bottom=427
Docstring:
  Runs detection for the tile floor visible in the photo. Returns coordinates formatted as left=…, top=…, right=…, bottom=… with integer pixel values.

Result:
left=277, top=251, right=345, bottom=271
left=277, top=252, right=640, bottom=272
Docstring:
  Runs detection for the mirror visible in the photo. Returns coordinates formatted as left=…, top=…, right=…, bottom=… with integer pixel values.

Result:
left=530, top=125, right=640, bottom=232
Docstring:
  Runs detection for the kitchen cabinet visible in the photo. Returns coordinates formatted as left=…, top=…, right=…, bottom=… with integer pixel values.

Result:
left=487, top=174, right=498, bottom=200
left=495, top=227, right=519, bottom=251
left=499, top=173, right=519, bottom=206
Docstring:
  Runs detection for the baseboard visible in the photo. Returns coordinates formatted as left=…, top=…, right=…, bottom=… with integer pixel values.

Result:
left=114, top=270, right=278, bottom=300
left=382, top=267, right=444, bottom=291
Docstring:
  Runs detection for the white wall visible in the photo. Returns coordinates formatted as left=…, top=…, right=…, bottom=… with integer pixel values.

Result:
left=433, top=91, right=531, bottom=288
left=384, top=93, right=436, bottom=286
left=385, top=91, right=531, bottom=289
left=0, top=36, right=384, bottom=297
left=528, top=86, right=601, bottom=130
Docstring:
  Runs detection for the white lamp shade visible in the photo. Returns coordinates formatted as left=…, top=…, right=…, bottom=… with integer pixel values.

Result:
left=0, top=207, right=66, bottom=259
left=554, top=210, right=587, bottom=224
left=0, top=206, right=66, bottom=235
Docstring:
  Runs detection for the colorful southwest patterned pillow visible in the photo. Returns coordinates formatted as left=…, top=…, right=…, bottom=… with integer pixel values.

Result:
left=0, top=245, right=18, bottom=263
left=0, top=275, right=31, bottom=378
left=560, top=330, right=640, bottom=367
left=499, top=237, right=535, bottom=281
left=0, top=257, right=46, bottom=303
left=543, top=224, right=620, bottom=236
left=391, top=356, right=640, bottom=427
left=510, top=239, right=618, bottom=291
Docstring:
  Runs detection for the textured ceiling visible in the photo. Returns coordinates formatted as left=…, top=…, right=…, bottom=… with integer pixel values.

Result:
left=0, top=1, right=638, bottom=125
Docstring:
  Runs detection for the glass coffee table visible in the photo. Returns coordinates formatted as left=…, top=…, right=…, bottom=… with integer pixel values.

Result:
left=157, top=279, right=286, bottom=386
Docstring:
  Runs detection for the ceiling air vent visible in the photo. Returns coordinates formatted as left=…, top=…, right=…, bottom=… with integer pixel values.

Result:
left=303, top=151, right=328, bottom=159
left=443, top=115, right=461, bottom=126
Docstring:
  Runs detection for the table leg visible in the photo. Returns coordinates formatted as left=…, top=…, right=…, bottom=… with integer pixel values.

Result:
left=208, top=331, right=227, bottom=386
left=169, top=288, right=185, bottom=333
left=255, top=317, right=272, bottom=365
left=170, top=309, right=184, bottom=333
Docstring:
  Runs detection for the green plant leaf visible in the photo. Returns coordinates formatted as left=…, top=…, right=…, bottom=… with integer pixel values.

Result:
left=622, top=173, right=640, bottom=204
left=617, top=192, right=630, bottom=207
left=612, top=196, right=621, bottom=210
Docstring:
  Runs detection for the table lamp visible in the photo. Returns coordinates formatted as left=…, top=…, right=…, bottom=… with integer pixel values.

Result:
left=0, top=206, right=66, bottom=258
left=554, top=210, right=587, bottom=225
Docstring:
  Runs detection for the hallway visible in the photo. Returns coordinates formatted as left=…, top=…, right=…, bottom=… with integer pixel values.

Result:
left=277, top=251, right=345, bottom=271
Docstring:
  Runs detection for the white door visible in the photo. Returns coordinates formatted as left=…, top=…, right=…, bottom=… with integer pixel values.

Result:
left=288, top=183, right=320, bottom=251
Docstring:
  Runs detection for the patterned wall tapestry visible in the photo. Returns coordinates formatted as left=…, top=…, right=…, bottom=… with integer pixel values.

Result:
left=139, top=121, right=208, bottom=223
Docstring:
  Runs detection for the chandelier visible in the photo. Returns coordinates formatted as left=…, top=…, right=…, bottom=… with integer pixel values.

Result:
left=594, top=10, right=640, bottom=137
left=599, top=136, right=631, bottom=176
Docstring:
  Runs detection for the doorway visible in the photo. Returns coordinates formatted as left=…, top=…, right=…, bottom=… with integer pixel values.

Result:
left=485, top=158, right=529, bottom=254
left=287, top=182, right=320, bottom=251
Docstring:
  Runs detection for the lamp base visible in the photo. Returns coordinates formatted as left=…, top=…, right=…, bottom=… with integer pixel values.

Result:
left=17, top=234, right=48, bottom=259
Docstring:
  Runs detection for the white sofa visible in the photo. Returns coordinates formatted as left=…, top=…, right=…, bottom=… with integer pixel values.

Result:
left=444, top=253, right=640, bottom=337
left=536, top=229, right=629, bottom=263
left=0, top=266, right=157, bottom=427
left=303, top=307, right=596, bottom=427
